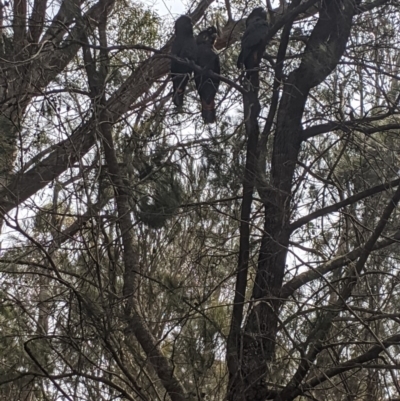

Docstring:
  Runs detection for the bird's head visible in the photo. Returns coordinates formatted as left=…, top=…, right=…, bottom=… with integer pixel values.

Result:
left=246, top=7, right=267, bottom=27
left=197, top=26, right=218, bottom=45
left=175, top=15, right=193, bottom=36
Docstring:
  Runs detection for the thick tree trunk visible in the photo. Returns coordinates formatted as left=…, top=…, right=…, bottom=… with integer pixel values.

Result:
left=230, top=1, right=358, bottom=400
left=226, top=69, right=263, bottom=401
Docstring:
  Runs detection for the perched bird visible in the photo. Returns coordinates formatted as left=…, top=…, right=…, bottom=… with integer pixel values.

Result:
left=237, top=7, right=269, bottom=76
left=170, top=15, right=197, bottom=109
left=195, top=26, right=220, bottom=124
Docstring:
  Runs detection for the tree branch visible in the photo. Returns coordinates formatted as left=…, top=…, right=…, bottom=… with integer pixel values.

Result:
left=28, top=0, right=48, bottom=43
left=302, top=120, right=400, bottom=141
left=302, top=334, right=400, bottom=396
left=13, top=0, right=27, bottom=46
left=290, top=177, right=400, bottom=231
left=281, top=226, right=400, bottom=300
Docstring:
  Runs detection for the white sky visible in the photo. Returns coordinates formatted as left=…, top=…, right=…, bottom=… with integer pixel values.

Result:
left=150, top=0, right=186, bottom=18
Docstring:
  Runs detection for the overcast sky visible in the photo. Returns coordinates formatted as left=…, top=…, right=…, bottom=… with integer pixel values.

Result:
left=151, top=0, right=186, bottom=18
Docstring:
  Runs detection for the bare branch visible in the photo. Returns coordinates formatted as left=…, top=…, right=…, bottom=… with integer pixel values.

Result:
left=290, top=177, right=400, bottom=231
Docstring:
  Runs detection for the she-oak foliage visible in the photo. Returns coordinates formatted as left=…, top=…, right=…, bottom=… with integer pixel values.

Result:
left=1, top=0, right=400, bottom=401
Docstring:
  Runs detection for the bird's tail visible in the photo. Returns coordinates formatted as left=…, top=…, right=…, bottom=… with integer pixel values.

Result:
left=173, top=89, right=184, bottom=110
left=237, top=51, right=244, bottom=69
left=172, top=74, right=189, bottom=110
left=201, top=99, right=216, bottom=124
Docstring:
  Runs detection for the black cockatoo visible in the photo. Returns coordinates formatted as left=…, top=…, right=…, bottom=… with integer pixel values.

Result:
left=171, top=15, right=197, bottom=109
left=237, top=7, right=269, bottom=76
left=195, top=26, right=220, bottom=124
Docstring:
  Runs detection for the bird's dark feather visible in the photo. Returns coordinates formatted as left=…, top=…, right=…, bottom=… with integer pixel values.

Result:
left=170, top=15, right=197, bottom=108
left=195, top=27, right=220, bottom=123
left=237, top=8, right=269, bottom=73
